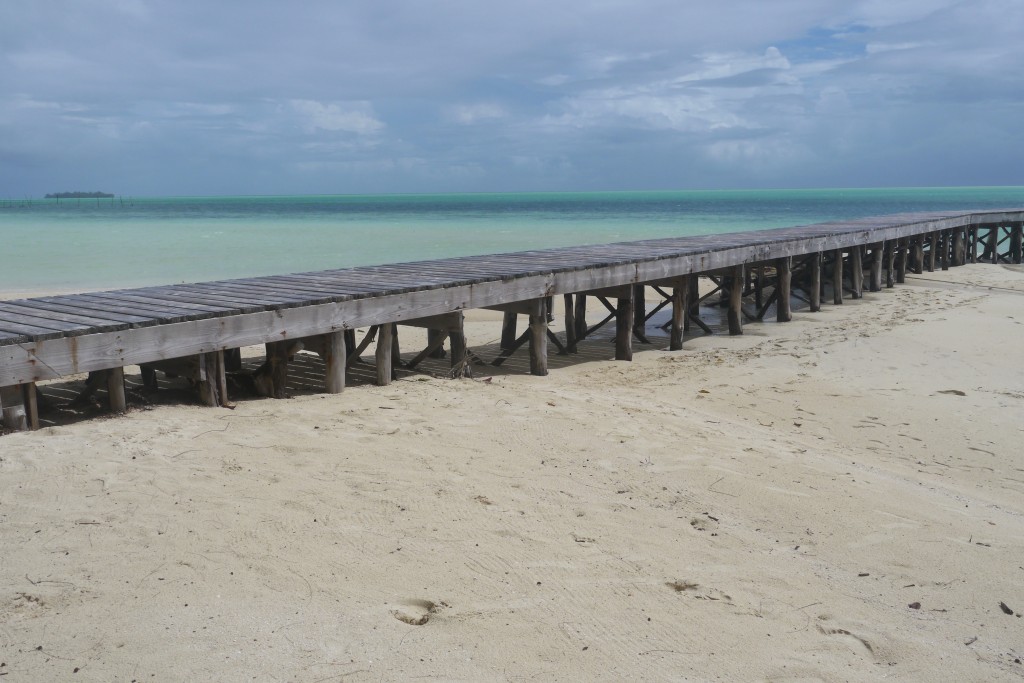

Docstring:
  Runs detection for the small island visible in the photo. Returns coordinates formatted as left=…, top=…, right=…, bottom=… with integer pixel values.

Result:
left=45, top=191, right=115, bottom=199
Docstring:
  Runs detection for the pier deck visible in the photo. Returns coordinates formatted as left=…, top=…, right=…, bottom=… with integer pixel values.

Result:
left=2, top=209, right=1023, bottom=430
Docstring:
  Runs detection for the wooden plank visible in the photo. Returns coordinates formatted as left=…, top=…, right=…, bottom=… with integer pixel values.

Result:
left=0, top=300, right=152, bottom=327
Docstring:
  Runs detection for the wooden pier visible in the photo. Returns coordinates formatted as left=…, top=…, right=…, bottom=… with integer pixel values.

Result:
left=2, top=210, right=1023, bottom=431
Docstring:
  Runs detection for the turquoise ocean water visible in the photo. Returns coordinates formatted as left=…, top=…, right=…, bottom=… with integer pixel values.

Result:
left=2, top=187, right=1022, bottom=294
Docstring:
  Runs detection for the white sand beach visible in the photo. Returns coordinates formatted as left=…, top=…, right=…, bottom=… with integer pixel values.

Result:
left=2, top=264, right=1023, bottom=681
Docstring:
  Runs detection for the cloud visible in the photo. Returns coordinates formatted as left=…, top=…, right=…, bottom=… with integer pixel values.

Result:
left=288, top=100, right=384, bottom=135
left=1, top=0, right=1023, bottom=194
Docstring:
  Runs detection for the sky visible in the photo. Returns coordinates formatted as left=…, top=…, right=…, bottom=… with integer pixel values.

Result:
left=2, top=0, right=1023, bottom=197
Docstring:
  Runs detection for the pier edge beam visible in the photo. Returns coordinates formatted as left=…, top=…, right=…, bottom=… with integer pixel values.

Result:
left=1, top=384, right=30, bottom=431
left=528, top=298, right=549, bottom=375
left=728, top=264, right=744, bottom=335
left=809, top=251, right=822, bottom=312
left=776, top=257, right=792, bottom=322
left=324, top=330, right=347, bottom=393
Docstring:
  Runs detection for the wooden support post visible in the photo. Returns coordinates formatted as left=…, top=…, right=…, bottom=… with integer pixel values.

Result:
left=776, top=257, right=792, bottom=322
left=1, top=384, right=29, bottom=431
left=897, top=240, right=908, bottom=283
left=850, top=247, right=863, bottom=299
left=563, top=294, right=577, bottom=354
left=940, top=231, right=950, bottom=271
left=224, top=347, right=243, bottom=372
left=869, top=243, right=883, bottom=292
left=324, top=331, right=346, bottom=394
left=670, top=279, right=687, bottom=350
left=500, top=311, right=518, bottom=350
left=450, top=315, right=470, bottom=378
left=809, top=251, right=822, bottom=312
left=107, top=366, right=127, bottom=413
left=262, top=341, right=290, bottom=399
left=426, top=329, right=447, bottom=359
left=885, top=241, right=896, bottom=288
left=987, top=226, right=999, bottom=264
left=953, top=228, right=964, bottom=266
left=928, top=232, right=938, bottom=272
left=1011, top=224, right=1023, bottom=264
left=968, top=227, right=978, bottom=264
left=615, top=290, right=634, bottom=360
left=376, top=322, right=394, bottom=386
left=912, top=239, right=924, bottom=275
left=197, top=352, right=227, bottom=407
left=832, top=249, right=843, bottom=305
left=22, top=383, right=39, bottom=431
left=686, top=274, right=700, bottom=330
left=574, top=294, right=588, bottom=342
left=633, top=284, right=646, bottom=332
left=528, top=299, right=549, bottom=375
left=728, top=265, right=744, bottom=335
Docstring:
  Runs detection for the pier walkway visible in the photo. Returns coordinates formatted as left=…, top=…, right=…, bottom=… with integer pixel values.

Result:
left=2, top=209, right=1023, bottom=431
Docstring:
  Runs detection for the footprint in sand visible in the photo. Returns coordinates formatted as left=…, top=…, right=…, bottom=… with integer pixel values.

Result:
left=391, top=599, right=438, bottom=626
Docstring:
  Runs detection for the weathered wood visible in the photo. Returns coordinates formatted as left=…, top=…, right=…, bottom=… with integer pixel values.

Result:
left=728, top=265, right=744, bottom=335
left=426, top=329, right=447, bottom=359
left=324, top=331, right=346, bottom=393
left=107, top=366, right=127, bottom=413
left=832, top=250, right=844, bottom=305
left=563, top=294, right=577, bottom=353
left=987, top=226, right=999, bottom=264
left=22, top=383, right=39, bottom=431
left=869, top=243, right=883, bottom=292
left=670, top=280, right=686, bottom=351
left=197, top=351, right=228, bottom=407
left=897, top=240, right=908, bottom=283
left=500, top=310, right=518, bottom=350
left=775, top=257, right=792, bottom=322
left=614, top=290, right=634, bottom=361
left=1011, top=224, right=1024, bottom=264
left=376, top=323, right=394, bottom=386
left=633, top=285, right=646, bottom=332
left=850, top=247, right=863, bottom=299
left=527, top=299, right=548, bottom=376
left=940, top=231, right=950, bottom=271
left=953, top=227, right=965, bottom=266
left=928, top=232, right=938, bottom=272
left=1, top=384, right=29, bottom=431
left=449, top=313, right=470, bottom=378
left=809, top=251, right=822, bottom=312
left=912, top=239, right=924, bottom=275
left=574, top=294, right=588, bottom=341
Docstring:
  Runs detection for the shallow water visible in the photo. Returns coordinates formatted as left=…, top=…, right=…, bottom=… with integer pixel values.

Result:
left=2, top=187, right=1022, bottom=293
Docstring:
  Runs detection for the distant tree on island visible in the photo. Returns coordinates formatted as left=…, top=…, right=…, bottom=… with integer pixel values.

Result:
left=45, top=191, right=114, bottom=199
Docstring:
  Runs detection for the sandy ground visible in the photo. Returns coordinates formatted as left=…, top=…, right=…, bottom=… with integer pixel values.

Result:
left=1, top=265, right=1023, bottom=681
